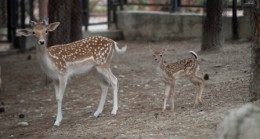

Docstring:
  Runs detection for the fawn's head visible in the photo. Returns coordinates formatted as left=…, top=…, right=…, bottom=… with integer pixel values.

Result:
left=17, top=18, right=60, bottom=46
left=152, top=48, right=167, bottom=63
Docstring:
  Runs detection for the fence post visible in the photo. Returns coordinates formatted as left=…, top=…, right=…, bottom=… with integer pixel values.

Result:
left=20, top=0, right=26, bottom=50
left=29, top=0, right=34, bottom=21
left=170, top=0, right=178, bottom=12
left=82, top=0, right=89, bottom=31
left=232, top=0, right=238, bottom=39
left=107, top=0, right=113, bottom=29
left=7, top=0, right=17, bottom=47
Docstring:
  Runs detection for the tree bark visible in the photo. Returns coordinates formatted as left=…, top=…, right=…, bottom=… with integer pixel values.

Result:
left=47, top=0, right=72, bottom=46
left=47, top=0, right=82, bottom=46
left=70, top=0, right=83, bottom=42
left=39, top=0, right=48, bottom=20
left=201, top=0, right=226, bottom=51
left=250, top=1, right=260, bottom=101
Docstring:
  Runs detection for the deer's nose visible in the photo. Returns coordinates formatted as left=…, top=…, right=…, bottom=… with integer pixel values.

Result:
left=39, top=41, right=45, bottom=45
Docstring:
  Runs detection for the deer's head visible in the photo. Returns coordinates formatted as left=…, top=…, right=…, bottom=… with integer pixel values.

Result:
left=152, top=48, right=167, bottom=63
left=17, top=18, right=60, bottom=46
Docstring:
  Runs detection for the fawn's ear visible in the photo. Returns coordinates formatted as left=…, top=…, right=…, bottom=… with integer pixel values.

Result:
left=163, top=46, right=169, bottom=53
left=17, top=29, right=33, bottom=36
left=149, top=45, right=153, bottom=52
left=47, top=22, right=60, bottom=32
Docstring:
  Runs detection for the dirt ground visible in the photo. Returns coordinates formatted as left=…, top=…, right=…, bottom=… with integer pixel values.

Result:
left=1, top=40, right=260, bottom=139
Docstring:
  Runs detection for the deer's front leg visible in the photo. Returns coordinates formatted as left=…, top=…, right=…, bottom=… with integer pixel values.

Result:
left=163, top=84, right=171, bottom=111
left=169, top=80, right=176, bottom=111
left=54, top=76, right=68, bottom=127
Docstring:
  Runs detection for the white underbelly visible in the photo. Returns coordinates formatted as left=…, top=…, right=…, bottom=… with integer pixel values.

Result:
left=67, top=57, right=95, bottom=76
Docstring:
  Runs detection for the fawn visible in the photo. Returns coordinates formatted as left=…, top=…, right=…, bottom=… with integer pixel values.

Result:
left=152, top=48, right=205, bottom=111
left=17, top=19, right=127, bottom=126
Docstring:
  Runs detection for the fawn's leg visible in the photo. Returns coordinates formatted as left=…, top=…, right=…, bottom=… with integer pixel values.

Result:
left=163, top=83, right=171, bottom=111
left=169, top=80, right=176, bottom=111
left=189, top=74, right=205, bottom=106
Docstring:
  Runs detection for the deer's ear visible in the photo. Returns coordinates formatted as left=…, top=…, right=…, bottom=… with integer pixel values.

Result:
left=17, top=29, right=33, bottom=36
left=47, top=22, right=60, bottom=32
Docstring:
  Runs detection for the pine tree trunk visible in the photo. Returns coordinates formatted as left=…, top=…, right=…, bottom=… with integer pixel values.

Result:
left=47, top=0, right=71, bottom=46
left=250, top=2, right=260, bottom=101
left=70, top=0, right=83, bottom=42
left=39, top=0, right=48, bottom=20
left=201, top=0, right=226, bottom=51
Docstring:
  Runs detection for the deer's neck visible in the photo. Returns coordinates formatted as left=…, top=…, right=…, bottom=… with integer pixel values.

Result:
left=36, top=44, right=57, bottom=78
left=158, top=58, right=167, bottom=70
left=156, top=58, right=167, bottom=76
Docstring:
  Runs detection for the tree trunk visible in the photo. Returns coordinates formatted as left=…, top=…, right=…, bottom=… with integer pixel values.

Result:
left=201, top=0, right=226, bottom=51
left=70, top=0, right=83, bottom=42
left=47, top=0, right=71, bottom=46
left=250, top=1, right=260, bottom=101
left=47, top=0, right=82, bottom=46
left=39, top=0, right=48, bottom=20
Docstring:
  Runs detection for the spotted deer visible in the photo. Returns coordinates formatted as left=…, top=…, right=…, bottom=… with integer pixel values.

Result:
left=152, top=48, right=205, bottom=111
left=17, top=19, right=127, bottom=127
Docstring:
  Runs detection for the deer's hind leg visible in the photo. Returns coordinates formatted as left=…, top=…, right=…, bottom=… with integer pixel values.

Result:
left=188, top=74, right=205, bottom=107
left=96, top=67, right=118, bottom=116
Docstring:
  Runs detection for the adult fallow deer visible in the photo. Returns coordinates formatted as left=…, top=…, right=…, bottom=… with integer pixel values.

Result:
left=17, top=19, right=127, bottom=127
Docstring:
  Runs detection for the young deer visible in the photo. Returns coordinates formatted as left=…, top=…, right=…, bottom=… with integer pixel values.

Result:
left=17, top=19, right=127, bottom=127
left=152, top=48, right=205, bottom=111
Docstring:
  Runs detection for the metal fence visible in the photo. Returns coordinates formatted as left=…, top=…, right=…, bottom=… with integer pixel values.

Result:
left=0, top=0, right=253, bottom=49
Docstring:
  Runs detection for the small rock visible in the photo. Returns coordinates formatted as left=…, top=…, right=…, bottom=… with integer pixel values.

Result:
left=0, top=107, right=5, bottom=113
left=154, top=113, right=159, bottom=119
left=113, top=65, right=118, bottom=69
left=204, top=74, right=209, bottom=80
left=144, top=84, right=150, bottom=89
left=35, top=109, right=40, bottom=113
left=86, top=106, right=91, bottom=109
left=27, top=55, right=31, bottom=60
left=214, top=64, right=222, bottom=68
left=17, top=121, right=29, bottom=126
left=119, top=90, right=124, bottom=93
left=19, top=114, right=25, bottom=118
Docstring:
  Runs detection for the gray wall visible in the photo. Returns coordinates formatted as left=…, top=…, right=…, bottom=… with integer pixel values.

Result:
left=117, top=10, right=252, bottom=41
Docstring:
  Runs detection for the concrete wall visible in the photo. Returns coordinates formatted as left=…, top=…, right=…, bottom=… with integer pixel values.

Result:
left=117, top=10, right=252, bottom=41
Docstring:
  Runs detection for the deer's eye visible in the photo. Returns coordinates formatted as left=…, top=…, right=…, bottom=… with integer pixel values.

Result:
left=32, top=31, right=35, bottom=35
left=160, top=55, right=162, bottom=57
left=45, top=30, right=48, bottom=33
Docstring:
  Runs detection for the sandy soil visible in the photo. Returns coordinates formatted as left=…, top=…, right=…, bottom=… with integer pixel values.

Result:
left=1, top=40, right=260, bottom=139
